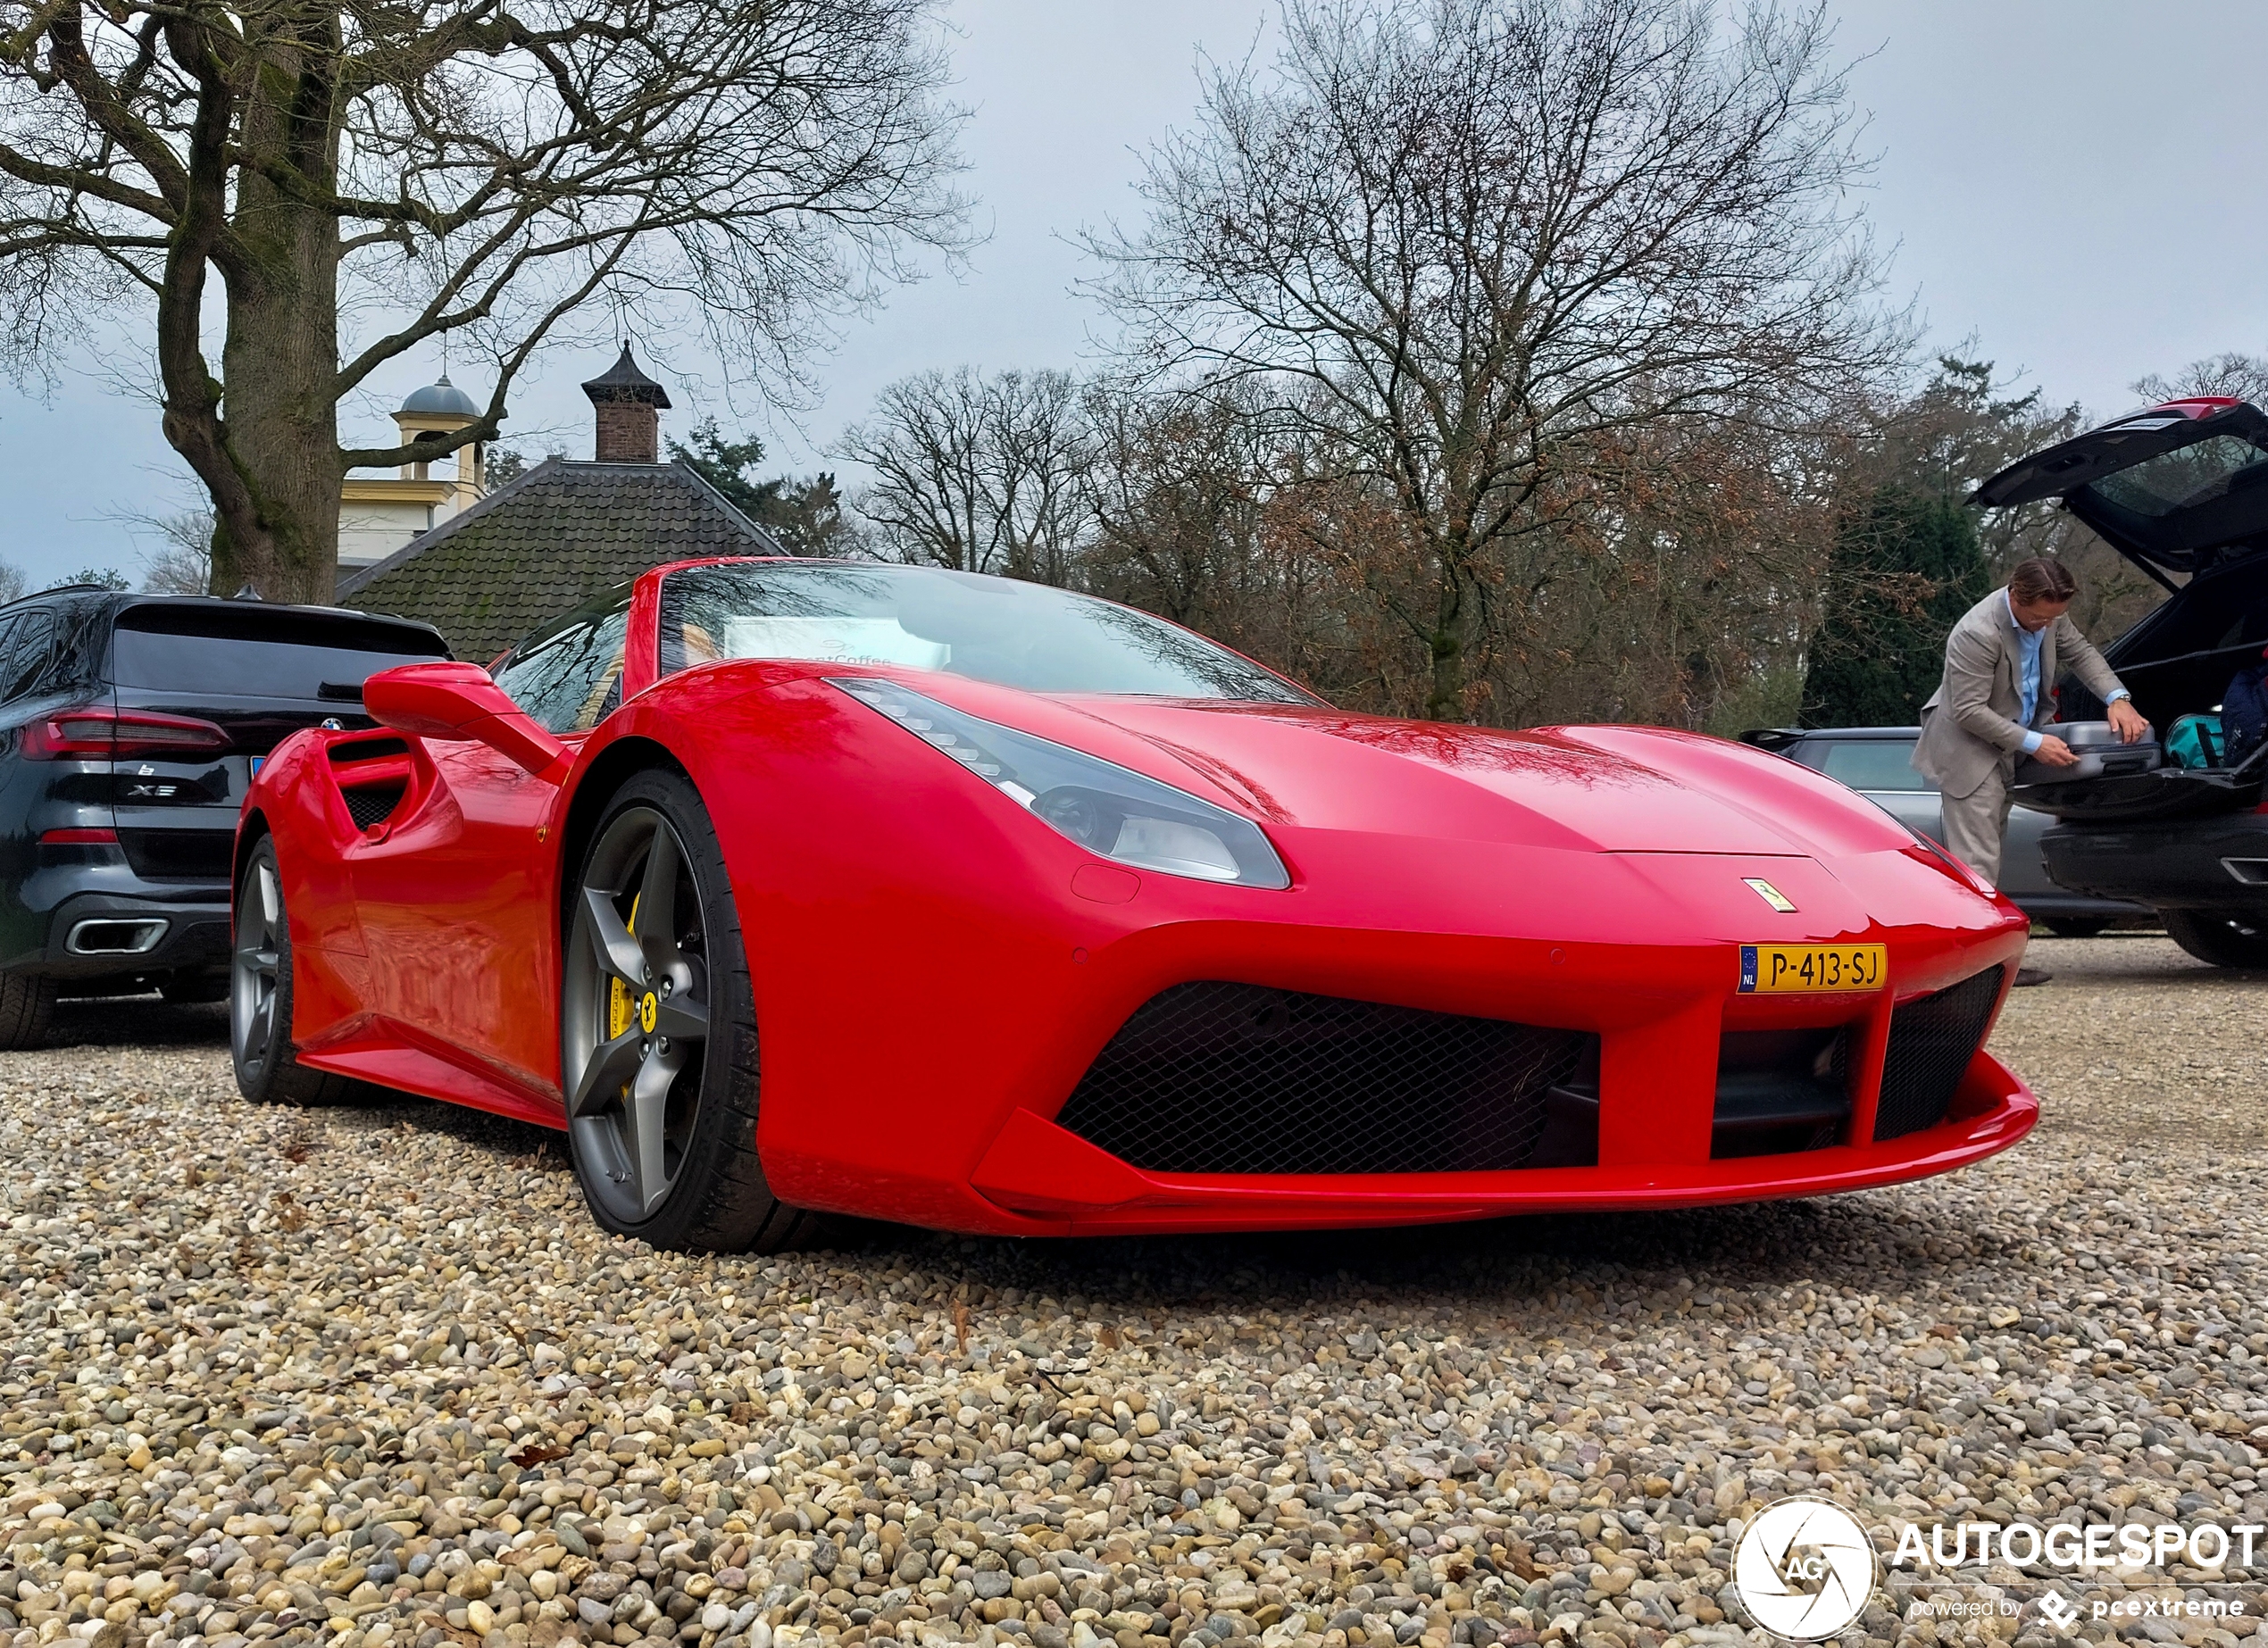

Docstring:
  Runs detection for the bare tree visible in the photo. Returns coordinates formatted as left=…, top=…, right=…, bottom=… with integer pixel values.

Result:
left=1081, top=380, right=1262, bottom=628
left=1089, top=0, right=1903, bottom=720
left=2133, top=352, right=2268, bottom=408
left=844, top=368, right=1092, bottom=582
left=0, top=0, right=970, bottom=602
left=129, top=509, right=219, bottom=594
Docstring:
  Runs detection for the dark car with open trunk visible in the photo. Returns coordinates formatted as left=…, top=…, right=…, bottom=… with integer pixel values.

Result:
left=1973, top=395, right=2268, bottom=964
left=0, top=590, right=447, bottom=1043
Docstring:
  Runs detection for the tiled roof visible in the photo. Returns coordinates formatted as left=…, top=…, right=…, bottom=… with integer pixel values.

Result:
left=336, top=458, right=778, bottom=663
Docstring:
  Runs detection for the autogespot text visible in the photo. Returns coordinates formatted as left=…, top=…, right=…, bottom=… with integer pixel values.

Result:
left=1891, top=1520, right=2264, bottom=1571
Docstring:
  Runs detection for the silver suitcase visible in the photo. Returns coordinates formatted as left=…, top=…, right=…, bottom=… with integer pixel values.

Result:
left=2012, top=719, right=2161, bottom=786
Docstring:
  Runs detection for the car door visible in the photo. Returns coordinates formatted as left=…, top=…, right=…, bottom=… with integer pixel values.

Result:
left=0, top=612, right=40, bottom=962
left=341, top=589, right=633, bottom=1108
left=342, top=734, right=570, bottom=1105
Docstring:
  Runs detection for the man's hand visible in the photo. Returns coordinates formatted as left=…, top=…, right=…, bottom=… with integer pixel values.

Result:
left=2030, top=735, right=2080, bottom=768
left=2106, top=697, right=2151, bottom=744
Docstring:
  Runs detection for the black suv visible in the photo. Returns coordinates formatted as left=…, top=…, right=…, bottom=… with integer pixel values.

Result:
left=0, top=590, right=447, bottom=1043
left=1974, top=395, right=2268, bottom=965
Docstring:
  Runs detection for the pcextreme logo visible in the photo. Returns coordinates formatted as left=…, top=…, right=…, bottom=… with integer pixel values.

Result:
left=1732, top=1496, right=1880, bottom=1640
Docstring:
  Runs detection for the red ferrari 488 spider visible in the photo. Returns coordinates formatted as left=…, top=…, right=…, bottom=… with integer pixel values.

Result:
left=231, top=559, right=2035, bottom=1250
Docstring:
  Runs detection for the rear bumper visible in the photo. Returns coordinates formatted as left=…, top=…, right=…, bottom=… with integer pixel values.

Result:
left=2041, top=810, right=2268, bottom=912
left=2005, top=889, right=2147, bottom=922
left=2013, top=766, right=2264, bottom=823
left=14, top=870, right=231, bottom=980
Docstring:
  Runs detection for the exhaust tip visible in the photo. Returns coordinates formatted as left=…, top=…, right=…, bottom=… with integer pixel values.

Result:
left=65, top=918, right=167, bottom=956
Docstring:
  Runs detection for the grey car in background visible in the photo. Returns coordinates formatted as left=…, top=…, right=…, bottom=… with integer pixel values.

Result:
left=1740, top=726, right=2146, bottom=936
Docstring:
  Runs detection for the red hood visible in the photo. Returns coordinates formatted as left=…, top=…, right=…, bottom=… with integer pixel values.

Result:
left=974, top=695, right=1916, bottom=860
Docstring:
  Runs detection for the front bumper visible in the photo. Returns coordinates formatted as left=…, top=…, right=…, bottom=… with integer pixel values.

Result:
left=2042, top=810, right=2268, bottom=913
left=964, top=1049, right=2035, bottom=1233
left=753, top=849, right=2034, bottom=1236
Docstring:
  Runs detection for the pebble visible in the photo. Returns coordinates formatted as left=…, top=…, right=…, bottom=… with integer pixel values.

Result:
left=0, top=943, right=2263, bottom=1648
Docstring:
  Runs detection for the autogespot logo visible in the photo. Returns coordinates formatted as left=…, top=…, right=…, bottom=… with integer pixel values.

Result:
left=1733, top=1496, right=1880, bottom=1641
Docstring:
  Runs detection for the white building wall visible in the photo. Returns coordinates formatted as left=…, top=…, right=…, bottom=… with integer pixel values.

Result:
left=339, top=502, right=436, bottom=570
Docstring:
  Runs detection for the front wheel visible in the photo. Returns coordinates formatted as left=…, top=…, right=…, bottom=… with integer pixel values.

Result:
left=561, top=769, right=817, bottom=1253
left=230, top=836, right=351, bottom=1103
left=2163, top=908, right=2268, bottom=969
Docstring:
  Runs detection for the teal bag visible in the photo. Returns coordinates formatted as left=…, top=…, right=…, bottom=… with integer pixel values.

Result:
left=2164, top=712, right=2224, bottom=770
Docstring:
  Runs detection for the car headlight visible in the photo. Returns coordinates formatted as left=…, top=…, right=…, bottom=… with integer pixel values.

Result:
left=829, top=677, right=1292, bottom=889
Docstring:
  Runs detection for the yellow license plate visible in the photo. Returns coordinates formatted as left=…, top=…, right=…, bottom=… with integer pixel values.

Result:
left=1739, top=943, right=1885, bottom=994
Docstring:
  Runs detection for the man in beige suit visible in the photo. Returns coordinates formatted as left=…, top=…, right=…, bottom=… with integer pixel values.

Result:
left=1913, top=556, right=2147, bottom=887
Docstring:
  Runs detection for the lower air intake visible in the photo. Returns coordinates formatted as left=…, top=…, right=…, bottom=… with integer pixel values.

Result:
left=1052, top=981, right=1597, bottom=1176
left=1712, top=1028, right=1850, bottom=1159
left=1873, top=965, right=2007, bottom=1141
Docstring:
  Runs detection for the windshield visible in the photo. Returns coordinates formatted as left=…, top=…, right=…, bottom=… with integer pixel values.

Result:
left=2086, top=433, right=2268, bottom=518
left=658, top=562, right=1314, bottom=702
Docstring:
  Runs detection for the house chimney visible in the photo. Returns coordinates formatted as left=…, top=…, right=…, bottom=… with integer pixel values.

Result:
left=580, top=343, right=671, bottom=462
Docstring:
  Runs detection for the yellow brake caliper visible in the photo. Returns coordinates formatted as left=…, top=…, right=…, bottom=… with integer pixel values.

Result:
left=605, top=894, right=638, bottom=1098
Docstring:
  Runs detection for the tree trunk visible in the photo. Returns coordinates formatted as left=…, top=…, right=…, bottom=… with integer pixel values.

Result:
left=1424, top=548, right=1474, bottom=722
left=207, top=12, right=345, bottom=603
left=212, top=256, right=343, bottom=602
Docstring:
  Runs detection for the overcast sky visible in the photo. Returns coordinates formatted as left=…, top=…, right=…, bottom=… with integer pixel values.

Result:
left=4, top=0, right=2266, bottom=587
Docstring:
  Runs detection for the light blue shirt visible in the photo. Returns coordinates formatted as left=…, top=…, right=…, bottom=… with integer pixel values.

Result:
left=2006, top=588, right=2126, bottom=753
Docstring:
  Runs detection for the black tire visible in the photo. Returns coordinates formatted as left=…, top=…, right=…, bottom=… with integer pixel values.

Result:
left=230, top=836, right=354, bottom=1103
left=2044, top=917, right=2113, bottom=940
left=561, top=768, right=817, bottom=1253
left=161, top=970, right=229, bottom=1005
left=0, top=972, right=57, bottom=1050
left=2163, top=908, right=2268, bottom=969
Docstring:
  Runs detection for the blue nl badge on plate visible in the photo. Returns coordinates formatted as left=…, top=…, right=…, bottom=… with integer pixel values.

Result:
left=250, top=757, right=264, bottom=777
left=1738, top=945, right=1759, bottom=992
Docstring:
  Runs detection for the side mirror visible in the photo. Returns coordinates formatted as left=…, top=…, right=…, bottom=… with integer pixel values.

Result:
left=363, top=662, right=570, bottom=781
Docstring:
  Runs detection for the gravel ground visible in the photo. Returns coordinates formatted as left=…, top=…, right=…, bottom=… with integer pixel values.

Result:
left=3, top=936, right=2265, bottom=1648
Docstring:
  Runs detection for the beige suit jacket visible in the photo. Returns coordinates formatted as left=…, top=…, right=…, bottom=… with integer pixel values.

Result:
left=1912, top=588, right=2126, bottom=799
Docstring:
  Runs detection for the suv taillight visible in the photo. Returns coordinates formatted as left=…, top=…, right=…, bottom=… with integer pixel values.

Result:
left=19, top=705, right=230, bottom=761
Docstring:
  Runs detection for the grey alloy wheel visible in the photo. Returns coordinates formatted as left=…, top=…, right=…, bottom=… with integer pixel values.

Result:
left=229, top=836, right=348, bottom=1104
left=231, top=845, right=286, bottom=1084
left=563, top=803, right=713, bottom=1223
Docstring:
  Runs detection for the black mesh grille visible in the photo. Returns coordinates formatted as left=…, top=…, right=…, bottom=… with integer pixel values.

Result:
left=1053, top=982, right=1597, bottom=1175
left=1874, top=966, right=2006, bottom=1141
left=342, top=782, right=406, bottom=829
